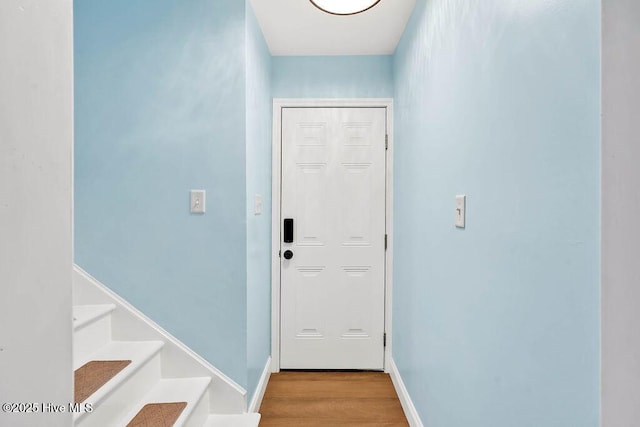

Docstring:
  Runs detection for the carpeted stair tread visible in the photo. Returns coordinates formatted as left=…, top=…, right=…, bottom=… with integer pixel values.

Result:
left=74, top=360, right=131, bottom=403
left=126, top=402, right=187, bottom=427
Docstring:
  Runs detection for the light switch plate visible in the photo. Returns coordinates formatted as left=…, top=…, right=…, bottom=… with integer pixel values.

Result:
left=190, top=190, right=206, bottom=214
left=455, top=195, right=466, bottom=228
left=254, top=194, right=262, bottom=215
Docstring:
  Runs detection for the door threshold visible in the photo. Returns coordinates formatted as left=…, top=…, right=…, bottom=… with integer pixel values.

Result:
left=279, top=369, right=385, bottom=373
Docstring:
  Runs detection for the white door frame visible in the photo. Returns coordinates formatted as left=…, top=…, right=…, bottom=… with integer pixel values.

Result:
left=271, top=98, right=394, bottom=373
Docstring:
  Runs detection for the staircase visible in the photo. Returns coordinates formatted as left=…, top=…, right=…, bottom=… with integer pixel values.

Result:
left=72, top=266, right=260, bottom=427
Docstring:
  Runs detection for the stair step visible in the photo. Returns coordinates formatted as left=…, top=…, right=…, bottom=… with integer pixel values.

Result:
left=202, top=413, right=261, bottom=427
left=75, top=360, right=132, bottom=403
left=120, top=377, right=212, bottom=427
left=73, top=304, right=116, bottom=330
left=74, top=340, right=164, bottom=425
left=73, top=304, right=116, bottom=364
left=126, top=402, right=187, bottom=427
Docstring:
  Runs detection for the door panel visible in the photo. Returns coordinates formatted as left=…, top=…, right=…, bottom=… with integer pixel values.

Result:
left=280, top=107, right=386, bottom=369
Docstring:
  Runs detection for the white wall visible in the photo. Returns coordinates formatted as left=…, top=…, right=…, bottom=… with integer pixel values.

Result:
left=0, top=1, right=74, bottom=426
left=602, top=1, right=640, bottom=425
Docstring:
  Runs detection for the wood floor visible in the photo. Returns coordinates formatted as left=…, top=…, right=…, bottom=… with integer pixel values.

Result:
left=259, top=372, right=409, bottom=426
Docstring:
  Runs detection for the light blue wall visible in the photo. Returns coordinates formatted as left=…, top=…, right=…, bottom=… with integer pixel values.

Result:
left=245, top=1, right=272, bottom=402
left=392, top=1, right=600, bottom=426
left=74, top=0, right=248, bottom=386
left=272, top=55, right=393, bottom=98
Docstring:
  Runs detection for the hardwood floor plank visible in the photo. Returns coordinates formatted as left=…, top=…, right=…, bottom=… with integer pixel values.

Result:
left=261, top=397, right=405, bottom=420
left=259, top=372, right=408, bottom=426
left=264, top=379, right=397, bottom=399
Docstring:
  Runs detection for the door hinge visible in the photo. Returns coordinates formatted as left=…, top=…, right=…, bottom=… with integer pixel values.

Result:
left=278, top=250, right=281, bottom=258
left=385, top=134, right=388, bottom=150
left=384, top=234, right=388, bottom=250
left=383, top=333, right=387, bottom=347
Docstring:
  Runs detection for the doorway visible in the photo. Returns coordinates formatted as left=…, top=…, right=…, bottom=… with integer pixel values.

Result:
left=271, top=99, right=394, bottom=371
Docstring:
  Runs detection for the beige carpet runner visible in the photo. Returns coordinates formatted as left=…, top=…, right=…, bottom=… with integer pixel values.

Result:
left=126, top=402, right=187, bottom=427
left=74, top=360, right=131, bottom=403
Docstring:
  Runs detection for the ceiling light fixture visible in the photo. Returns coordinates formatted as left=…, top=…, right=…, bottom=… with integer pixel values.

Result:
left=310, top=0, right=382, bottom=16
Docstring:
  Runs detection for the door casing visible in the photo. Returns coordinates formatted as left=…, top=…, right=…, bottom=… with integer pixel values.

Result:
left=271, top=98, right=394, bottom=372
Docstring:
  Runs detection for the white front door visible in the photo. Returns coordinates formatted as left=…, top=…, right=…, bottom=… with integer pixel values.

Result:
left=280, top=107, right=387, bottom=369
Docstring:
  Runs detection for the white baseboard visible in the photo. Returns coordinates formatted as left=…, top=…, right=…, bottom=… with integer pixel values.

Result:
left=389, top=358, right=424, bottom=427
left=249, top=356, right=271, bottom=413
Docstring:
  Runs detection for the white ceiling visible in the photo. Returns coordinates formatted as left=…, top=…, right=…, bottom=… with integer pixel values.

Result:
left=249, top=0, right=416, bottom=56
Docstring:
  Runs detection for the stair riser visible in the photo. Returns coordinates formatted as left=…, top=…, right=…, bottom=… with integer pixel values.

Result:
left=182, top=389, right=210, bottom=427
left=73, top=315, right=111, bottom=366
left=203, top=414, right=261, bottom=427
left=75, top=353, right=161, bottom=427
